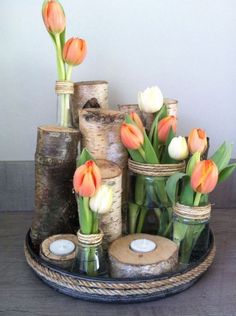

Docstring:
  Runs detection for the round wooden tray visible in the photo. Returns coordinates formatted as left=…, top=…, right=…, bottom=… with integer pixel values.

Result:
left=24, top=230, right=216, bottom=303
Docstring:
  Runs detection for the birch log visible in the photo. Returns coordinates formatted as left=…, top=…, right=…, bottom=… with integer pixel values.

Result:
left=30, top=125, right=80, bottom=249
left=96, top=159, right=122, bottom=247
left=71, top=80, right=108, bottom=128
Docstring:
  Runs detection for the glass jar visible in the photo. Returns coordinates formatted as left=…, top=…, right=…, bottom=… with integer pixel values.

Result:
left=127, top=160, right=185, bottom=238
left=72, top=231, right=107, bottom=277
left=173, top=203, right=211, bottom=265
left=55, top=81, right=74, bottom=127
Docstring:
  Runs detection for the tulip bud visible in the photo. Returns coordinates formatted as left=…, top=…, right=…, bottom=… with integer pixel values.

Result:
left=138, top=86, right=164, bottom=113
left=129, top=112, right=144, bottom=130
left=120, top=123, right=144, bottom=150
left=42, top=0, right=66, bottom=35
left=73, top=160, right=101, bottom=197
left=168, top=136, right=189, bottom=161
left=158, top=116, right=177, bottom=143
left=89, top=185, right=113, bottom=214
left=188, top=128, right=207, bottom=154
left=63, top=38, right=87, bottom=66
left=191, top=160, right=218, bottom=194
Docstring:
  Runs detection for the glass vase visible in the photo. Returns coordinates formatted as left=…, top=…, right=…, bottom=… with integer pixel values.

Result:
left=55, top=81, right=74, bottom=128
left=72, top=230, right=107, bottom=277
left=173, top=203, right=211, bottom=266
left=127, top=159, right=185, bottom=238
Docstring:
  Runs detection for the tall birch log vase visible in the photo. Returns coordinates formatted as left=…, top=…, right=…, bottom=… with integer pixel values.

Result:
left=96, top=159, right=122, bottom=247
left=30, top=125, right=80, bottom=249
left=71, top=81, right=108, bottom=128
left=79, top=109, right=128, bottom=233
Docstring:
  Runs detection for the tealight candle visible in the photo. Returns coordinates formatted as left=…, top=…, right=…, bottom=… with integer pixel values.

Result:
left=130, top=238, right=156, bottom=253
left=49, top=239, right=75, bottom=256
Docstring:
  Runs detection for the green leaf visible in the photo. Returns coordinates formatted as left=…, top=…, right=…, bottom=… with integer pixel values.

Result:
left=125, top=114, right=134, bottom=125
left=218, top=163, right=236, bottom=184
left=211, top=142, right=233, bottom=172
left=200, top=194, right=209, bottom=205
left=148, top=105, right=167, bottom=142
left=77, top=148, right=95, bottom=167
left=180, top=177, right=194, bottom=206
left=153, top=124, right=159, bottom=157
left=143, top=130, right=159, bottom=163
left=161, top=128, right=177, bottom=163
left=186, top=152, right=201, bottom=176
left=166, top=172, right=187, bottom=205
left=127, top=149, right=145, bottom=163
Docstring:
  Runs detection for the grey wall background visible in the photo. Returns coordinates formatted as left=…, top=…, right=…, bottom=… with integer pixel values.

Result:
left=0, top=0, right=236, bottom=160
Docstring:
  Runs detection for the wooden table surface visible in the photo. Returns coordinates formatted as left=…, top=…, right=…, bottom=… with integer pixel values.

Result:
left=0, top=209, right=236, bottom=316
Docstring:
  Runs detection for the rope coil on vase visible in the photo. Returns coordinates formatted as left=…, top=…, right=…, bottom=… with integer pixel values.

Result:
left=77, top=230, right=104, bottom=246
left=174, top=203, right=211, bottom=221
left=128, top=159, right=185, bottom=177
left=55, top=81, right=74, bottom=95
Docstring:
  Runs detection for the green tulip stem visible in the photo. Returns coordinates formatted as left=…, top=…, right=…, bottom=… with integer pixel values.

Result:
left=149, top=111, right=159, bottom=142
left=136, top=207, right=148, bottom=233
left=92, top=212, right=99, bottom=234
left=193, top=192, right=202, bottom=206
left=55, top=33, right=65, bottom=80
left=138, top=147, right=146, bottom=161
left=66, top=64, right=73, bottom=81
left=81, top=197, right=93, bottom=234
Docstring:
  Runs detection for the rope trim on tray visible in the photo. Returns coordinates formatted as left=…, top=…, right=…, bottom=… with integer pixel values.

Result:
left=174, top=203, right=211, bottom=221
left=128, top=159, right=185, bottom=177
left=24, top=241, right=215, bottom=296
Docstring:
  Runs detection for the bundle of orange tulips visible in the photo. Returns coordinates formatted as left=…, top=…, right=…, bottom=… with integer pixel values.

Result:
left=42, top=0, right=87, bottom=126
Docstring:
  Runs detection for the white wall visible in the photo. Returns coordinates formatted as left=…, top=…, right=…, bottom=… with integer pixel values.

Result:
left=1, top=0, right=236, bottom=160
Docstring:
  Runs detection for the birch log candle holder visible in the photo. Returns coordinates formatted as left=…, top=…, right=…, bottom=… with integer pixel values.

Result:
left=96, top=159, right=122, bottom=247
left=71, top=80, right=109, bottom=128
left=30, top=125, right=80, bottom=248
left=40, top=234, right=78, bottom=269
left=109, top=234, right=178, bottom=278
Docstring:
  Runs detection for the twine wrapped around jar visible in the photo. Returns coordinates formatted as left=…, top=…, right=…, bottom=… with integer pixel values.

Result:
left=118, top=98, right=178, bottom=131
left=174, top=203, right=211, bottom=221
left=71, top=80, right=108, bottom=127
left=77, top=230, right=104, bottom=246
left=128, top=159, right=186, bottom=176
left=55, top=81, right=74, bottom=95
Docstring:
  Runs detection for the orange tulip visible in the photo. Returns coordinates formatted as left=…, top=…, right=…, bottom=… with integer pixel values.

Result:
left=188, top=128, right=207, bottom=154
left=191, top=160, right=218, bottom=194
left=42, top=0, right=66, bottom=34
left=158, top=116, right=177, bottom=143
left=73, top=160, right=101, bottom=197
left=120, top=123, right=144, bottom=150
left=130, top=112, right=144, bottom=130
left=63, top=38, right=87, bottom=66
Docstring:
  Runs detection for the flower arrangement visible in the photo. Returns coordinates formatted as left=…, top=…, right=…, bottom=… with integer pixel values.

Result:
left=121, top=86, right=185, bottom=235
left=42, top=0, right=87, bottom=126
left=73, top=149, right=113, bottom=275
left=166, top=139, right=236, bottom=264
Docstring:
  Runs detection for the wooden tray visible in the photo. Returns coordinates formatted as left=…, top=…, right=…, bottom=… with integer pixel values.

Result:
left=24, top=230, right=215, bottom=303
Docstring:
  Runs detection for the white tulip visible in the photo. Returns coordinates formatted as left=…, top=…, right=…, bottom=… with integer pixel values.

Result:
left=89, top=185, right=113, bottom=214
left=168, top=136, right=189, bottom=161
left=138, top=86, right=164, bottom=113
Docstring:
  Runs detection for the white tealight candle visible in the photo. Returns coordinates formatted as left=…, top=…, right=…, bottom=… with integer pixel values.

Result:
left=130, top=239, right=156, bottom=253
left=49, top=239, right=75, bottom=256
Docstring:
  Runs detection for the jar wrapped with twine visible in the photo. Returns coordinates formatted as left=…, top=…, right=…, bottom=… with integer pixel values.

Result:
left=55, top=81, right=74, bottom=127
left=72, top=230, right=107, bottom=276
left=128, top=159, right=185, bottom=237
left=173, top=203, right=211, bottom=265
